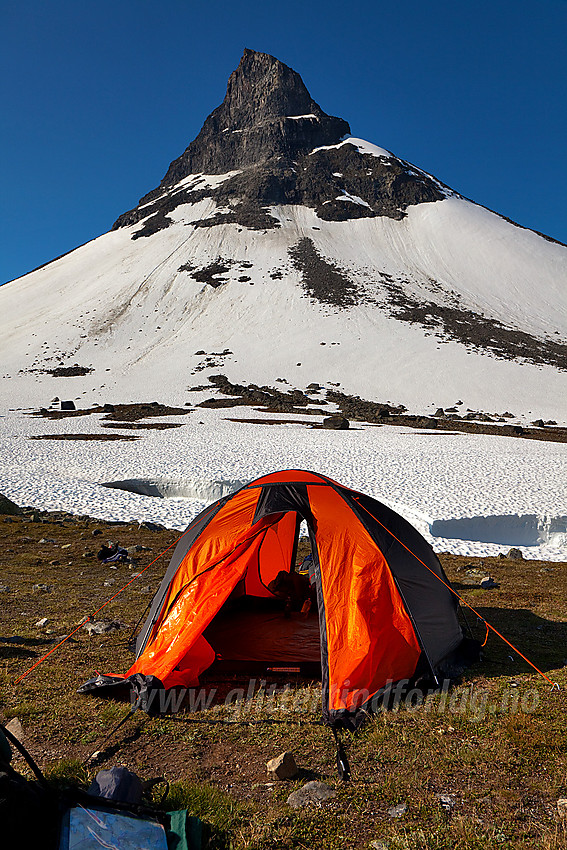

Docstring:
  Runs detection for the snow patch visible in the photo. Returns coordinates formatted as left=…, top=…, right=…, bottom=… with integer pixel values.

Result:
left=311, top=137, right=393, bottom=159
left=100, top=477, right=247, bottom=501
left=336, top=192, right=372, bottom=209
left=173, top=170, right=242, bottom=191
left=430, top=513, right=567, bottom=548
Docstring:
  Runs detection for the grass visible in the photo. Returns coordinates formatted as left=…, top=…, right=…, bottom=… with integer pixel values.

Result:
left=0, top=512, right=566, bottom=848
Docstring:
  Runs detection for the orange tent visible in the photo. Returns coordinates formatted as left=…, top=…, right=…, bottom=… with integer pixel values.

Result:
left=81, top=470, right=477, bottom=727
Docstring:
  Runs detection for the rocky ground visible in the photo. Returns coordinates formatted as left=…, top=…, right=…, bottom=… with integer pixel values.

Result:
left=28, top=378, right=567, bottom=444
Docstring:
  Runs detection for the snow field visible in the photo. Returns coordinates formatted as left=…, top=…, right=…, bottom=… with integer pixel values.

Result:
left=1, top=402, right=565, bottom=561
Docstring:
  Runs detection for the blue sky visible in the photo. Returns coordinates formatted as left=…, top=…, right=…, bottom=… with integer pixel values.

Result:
left=1, top=0, right=566, bottom=284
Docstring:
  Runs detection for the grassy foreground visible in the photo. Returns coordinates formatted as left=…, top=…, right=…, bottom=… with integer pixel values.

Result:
left=0, top=510, right=566, bottom=849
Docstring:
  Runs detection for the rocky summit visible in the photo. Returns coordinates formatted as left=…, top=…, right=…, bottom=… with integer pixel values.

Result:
left=113, top=49, right=446, bottom=236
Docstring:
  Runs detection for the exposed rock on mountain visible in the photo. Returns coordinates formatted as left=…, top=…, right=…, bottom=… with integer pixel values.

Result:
left=113, top=49, right=446, bottom=236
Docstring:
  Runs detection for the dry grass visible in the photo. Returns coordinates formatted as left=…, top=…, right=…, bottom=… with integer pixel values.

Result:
left=1, top=512, right=566, bottom=848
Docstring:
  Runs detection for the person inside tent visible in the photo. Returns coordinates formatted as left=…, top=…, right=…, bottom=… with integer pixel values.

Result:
left=268, top=551, right=317, bottom=616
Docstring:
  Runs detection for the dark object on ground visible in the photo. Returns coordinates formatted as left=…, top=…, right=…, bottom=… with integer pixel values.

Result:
left=480, top=576, right=499, bottom=589
left=97, top=542, right=128, bottom=563
left=88, top=766, right=143, bottom=805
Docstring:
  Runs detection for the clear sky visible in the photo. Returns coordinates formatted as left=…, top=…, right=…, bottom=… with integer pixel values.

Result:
left=1, top=0, right=566, bottom=284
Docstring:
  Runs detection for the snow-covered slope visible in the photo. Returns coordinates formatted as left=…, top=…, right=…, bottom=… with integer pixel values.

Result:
left=1, top=189, right=566, bottom=420
left=0, top=49, right=566, bottom=422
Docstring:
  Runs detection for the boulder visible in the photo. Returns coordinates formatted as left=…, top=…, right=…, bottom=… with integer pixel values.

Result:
left=480, top=576, right=498, bottom=589
left=322, top=415, right=349, bottom=430
left=0, top=494, right=22, bottom=516
left=266, top=751, right=298, bottom=781
left=286, top=780, right=336, bottom=808
left=507, top=548, right=524, bottom=560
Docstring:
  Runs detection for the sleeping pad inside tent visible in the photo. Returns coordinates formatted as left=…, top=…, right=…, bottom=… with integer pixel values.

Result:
left=80, top=470, right=479, bottom=728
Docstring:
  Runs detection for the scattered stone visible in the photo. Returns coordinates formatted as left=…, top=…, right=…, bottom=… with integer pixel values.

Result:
left=532, top=419, right=545, bottom=428
left=35, top=617, right=49, bottom=627
left=507, top=548, right=524, bottom=560
left=92, top=529, right=103, bottom=536
left=60, top=400, right=76, bottom=410
left=557, top=799, right=567, bottom=818
left=436, top=793, right=456, bottom=812
left=5, top=717, right=24, bottom=742
left=61, top=543, right=72, bottom=550
left=139, top=586, right=151, bottom=594
left=267, top=751, right=298, bottom=780
left=480, top=576, right=498, bottom=589
left=286, top=781, right=336, bottom=808
left=0, top=584, right=10, bottom=592
left=139, top=521, right=165, bottom=532
left=322, top=415, right=350, bottom=430
left=32, top=584, right=53, bottom=593
left=370, top=842, right=390, bottom=850
left=39, top=538, right=57, bottom=544
left=435, top=408, right=446, bottom=417
left=103, top=579, right=116, bottom=587
left=387, top=802, right=407, bottom=818
left=83, top=620, right=123, bottom=636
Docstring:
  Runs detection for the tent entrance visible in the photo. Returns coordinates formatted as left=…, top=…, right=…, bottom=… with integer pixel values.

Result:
left=202, top=595, right=321, bottom=677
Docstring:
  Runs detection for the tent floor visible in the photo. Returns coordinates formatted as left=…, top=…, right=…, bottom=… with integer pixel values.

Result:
left=203, top=597, right=322, bottom=674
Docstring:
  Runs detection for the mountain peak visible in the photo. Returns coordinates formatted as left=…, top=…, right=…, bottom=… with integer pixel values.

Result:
left=155, top=50, right=350, bottom=184
left=218, top=49, right=327, bottom=128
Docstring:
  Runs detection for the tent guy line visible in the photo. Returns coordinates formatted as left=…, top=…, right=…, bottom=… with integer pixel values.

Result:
left=354, top=498, right=559, bottom=689
left=12, top=526, right=194, bottom=685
